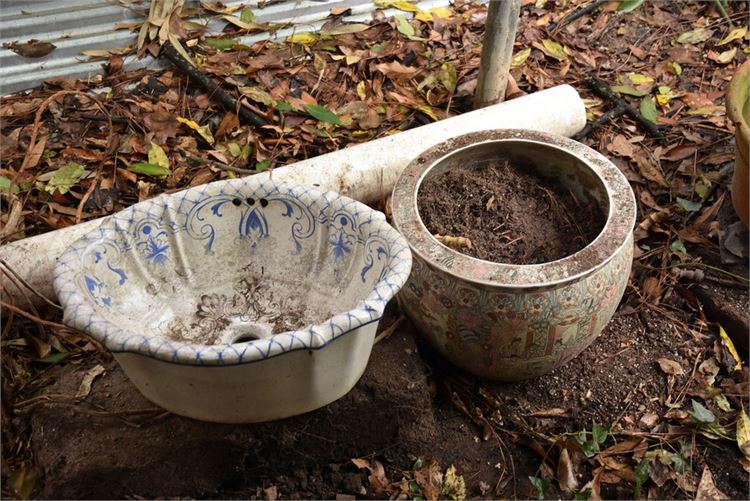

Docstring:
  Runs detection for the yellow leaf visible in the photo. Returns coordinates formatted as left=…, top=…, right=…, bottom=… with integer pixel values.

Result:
left=677, top=28, right=713, bottom=45
left=442, top=465, right=466, bottom=500
left=716, top=47, right=737, bottom=64
left=148, top=142, right=170, bottom=169
left=719, top=325, right=742, bottom=370
left=415, top=104, right=438, bottom=121
left=176, top=117, right=215, bottom=145
left=287, top=32, right=317, bottom=44
left=541, top=39, right=568, bottom=61
left=415, top=6, right=453, bottom=22
left=718, top=26, right=747, bottom=46
left=737, top=408, right=750, bottom=458
left=685, top=105, right=724, bottom=117
left=374, top=0, right=420, bottom=13
left=511, top=47, right=532, bottom=68
left=356, top=81, right=367, bottom=100
left=625, top=72, right=653, bottom=85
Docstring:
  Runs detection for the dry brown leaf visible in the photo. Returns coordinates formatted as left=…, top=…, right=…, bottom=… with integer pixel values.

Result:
left=695, top=466, right=727, bottom=501
left=661, top=144, right=697, bottom=162
left=634, top=154, right=669, bottom=187
left=643, top=276, right=662, bottom=302
left=375, top=61, right=419, bottom=79
left=657, top=358, right=684, bottom=376
left=557, top=448, right=578, bottom=493
left=3, top=39, right=56, bottom=58
left=606, top=135, right=637, bottom=159
left=75, top=364, right=106, bottom=399
left=413, top=459, right=442, bottom=501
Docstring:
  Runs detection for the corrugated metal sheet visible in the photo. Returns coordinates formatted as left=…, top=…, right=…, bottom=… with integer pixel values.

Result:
left=0, top=0, right=456, bottom=96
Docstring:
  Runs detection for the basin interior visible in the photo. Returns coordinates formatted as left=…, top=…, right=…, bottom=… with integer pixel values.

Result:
left=416, top=139, right=610, bottom=251
left=74, top=189, right=391, bottom=346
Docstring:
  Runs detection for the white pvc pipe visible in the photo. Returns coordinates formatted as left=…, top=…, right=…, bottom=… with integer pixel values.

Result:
left=0, top=85, right=586, bottom=307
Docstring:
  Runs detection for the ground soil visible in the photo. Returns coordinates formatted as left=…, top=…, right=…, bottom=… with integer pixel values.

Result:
left=25, top=303, right=746, bottom=500
left=417, top=159, right=605, bottom=264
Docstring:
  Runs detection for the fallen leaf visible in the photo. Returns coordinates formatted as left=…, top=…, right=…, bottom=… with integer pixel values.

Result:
left=676, top=28, right=713, bottom=45
left=75, top=364, right=106, bottom=399
left=375, top=0, right=420, bottom=12
left=287, top=32, right=317, bottom=44
left=8, top=465, right=40, bottom=500
left=45, top=162, right=86, bottom=195
left=737, top=408, right=750, bottom=458
left=695, top=466, right=727, bottom=501
left=176, top=116, right=215, bottom=145
left=148, top=142, right=169, bottom=169
left=661, top=144, right=697, bottom=162
left=375, top=60, right=419, bottom=78
left=634, top=154, right=668, bottom=187
left=718, top=26, right=747, bottom=45
left=657, top=358, right=684, bottom=376
left=643, top=276, right=662, bottom=302
left=606, top=135, right=637, bottom=159
left=356, top=81, right=367, bottom=100
left=539, top=39, right=568, bottom=61
left=304, top=104, right=342, bottom=125
left=511, top=48, right=532, bottom=68
left=3, top=39, right=56, bottom=58
left=129, top=162, right=171, bottom=178
left=439, top=62, right=457, bottom=93
left=618, top=0, right=645, bottom=12
left=415, top=7, right=453, bottom=22
left=414, top=459, right=443, bottom=501
left=640, top=96, right=659, bottom=124
left=718, top=325, right=742, bottom=371
left=557, top=448, right=578, bottom=493
left=708, top=47, right=736, bottom=65
left=395, top=14, right=416, bottom=37
left=639, top=412, right=659, bottom=428
left=442, top=465, right=466, bottom=500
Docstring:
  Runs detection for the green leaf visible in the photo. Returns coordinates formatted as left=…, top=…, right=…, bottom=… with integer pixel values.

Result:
left=671, top=442, right=690, bottom=473
left=618, top=0, right=645, bottom=12
left=528, top=476, right=550, bottom=500
left=714, top=393, right=732, bottom=411
left=148, top=142, right=170, bottom=169
left=0, top=175, right=20, bottom=194
left=255, top=159, right=272, bottom=171
left=204, top=37, right=238, bottom=51
left=35, top=351, right=71, bottom=364
left=670, top=62, right=682, bottom=75
left=395, top=14, right=415, bottom=38
left=304, top=104, right=342, bottom=125
left=574, top=488, right=592, bottom=500
left=8, top=465, right=40, bottom=500
left=274, top=100, right=294, bottom=112
left=677, top=28, right=713, bottom=45
left=45, top=161, right=85, bottom=195
left=640, top=96, right=659, bottom=124
left=128, top=162, right=171, bottom=178
left=634, top=459, right=649, bottom=498
left=228, top=142, right=242, bottom=158
left=592, top=422, right=609, bottom=445
left=240, top=144, right=253, bottom=161
left=240, top=8, right=255, bottom=23
left=438, top=62, right=457, bottom=93
left=371, top=41, right=389, bottom=53
left=689, top=399, right=716, bottom=424
left=675, top=196, right=702, bottom=213
left=670, top=239, right=688, bottom=257
left=611, top=85, right=649, bottom=97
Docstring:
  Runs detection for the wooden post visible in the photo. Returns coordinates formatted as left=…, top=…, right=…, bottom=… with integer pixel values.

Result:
left=473, top=0, right=522, bottom=109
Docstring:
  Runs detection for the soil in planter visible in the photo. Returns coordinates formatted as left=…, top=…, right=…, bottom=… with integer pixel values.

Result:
left=418, top=159, right=606, bottom=265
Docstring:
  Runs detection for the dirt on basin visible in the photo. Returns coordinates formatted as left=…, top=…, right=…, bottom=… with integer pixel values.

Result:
left=418, top=159, right=605, bottom=265
left=25, top=304, right=747, bottom=500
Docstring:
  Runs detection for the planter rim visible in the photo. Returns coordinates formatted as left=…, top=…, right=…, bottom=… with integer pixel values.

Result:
left=391, top=129, right=637, bottom=289
left=727, top=59, right=750, bottom=142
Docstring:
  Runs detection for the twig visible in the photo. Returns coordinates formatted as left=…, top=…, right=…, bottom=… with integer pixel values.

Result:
left=160, top=42, right=268, bottom=129
left=550, top=0, right=613, bottom=32
left=574, top=103, right=626, bottom=140
left=584, top=76, right=666, bottom=142
left=373, top=315, right=405, bottom=345
left=77, top=113, right=131, bottom=125
left=0, top=301, right=69, bottom=329
left=179, top=149, right=256, bottom=175
left=0, top=259, right=62, bottom=309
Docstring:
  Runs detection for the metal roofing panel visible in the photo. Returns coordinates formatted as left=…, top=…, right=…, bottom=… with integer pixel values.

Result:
left=0, top=0, right=458, bottom=95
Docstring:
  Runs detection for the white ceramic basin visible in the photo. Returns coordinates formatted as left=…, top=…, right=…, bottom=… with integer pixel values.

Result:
left=53, top=179, right=412, bottom=422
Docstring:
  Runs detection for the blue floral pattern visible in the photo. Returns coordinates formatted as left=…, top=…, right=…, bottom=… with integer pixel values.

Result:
left=52, top=180, right=413, bottom=366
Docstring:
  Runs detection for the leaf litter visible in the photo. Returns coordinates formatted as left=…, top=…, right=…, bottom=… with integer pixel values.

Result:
left=0, top=0, right=748, bottom=499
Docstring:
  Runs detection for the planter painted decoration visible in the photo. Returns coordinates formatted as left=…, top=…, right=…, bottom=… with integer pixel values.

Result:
left=392, top=129, right=636, bottom=380
left=54, top=179, right=412, bottom=422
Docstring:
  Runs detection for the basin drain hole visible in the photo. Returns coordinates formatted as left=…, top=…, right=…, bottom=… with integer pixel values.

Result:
left=234, top=333, right=260, bottom=343
left=232, top=198, right=241, bottom=206
left=246, top=197, right=255, bottom=205
left=260, top=198, right=269, bottom=207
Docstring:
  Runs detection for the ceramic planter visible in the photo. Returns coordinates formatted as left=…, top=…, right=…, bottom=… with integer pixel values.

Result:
left=392, top=130, right=636, bottom=380
left=53, top=180, right=412, bottom=423
left=727, top=59, right=750, bottom=227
